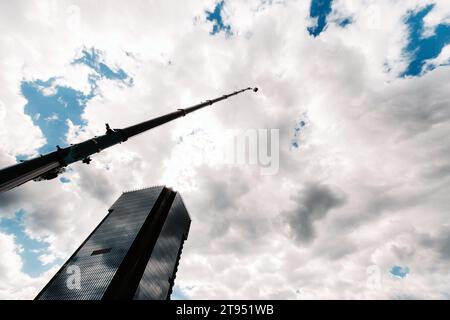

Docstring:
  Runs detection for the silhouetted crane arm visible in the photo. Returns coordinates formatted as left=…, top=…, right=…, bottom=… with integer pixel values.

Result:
left=0, top=87, right=258, bottom=193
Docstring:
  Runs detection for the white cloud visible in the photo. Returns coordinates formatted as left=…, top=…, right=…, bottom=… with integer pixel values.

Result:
left=0, top=232, right=56, bottom=299
left=38, top=253, right=57, bottom=266
left=1, top=0, right=450, bottom=299
left=422, top=1, right=450, bottom=37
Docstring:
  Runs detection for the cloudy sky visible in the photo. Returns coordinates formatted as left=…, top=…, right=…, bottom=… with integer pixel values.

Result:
left=1, top=0, right=450, bottom=299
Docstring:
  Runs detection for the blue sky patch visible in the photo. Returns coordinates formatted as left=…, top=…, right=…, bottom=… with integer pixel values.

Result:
left=72, top=47, right=133, bottom=85
left=307, top=0, right=352, bottom=37
left=390, top=265, right=410, bottom=278
left=206, top=1, right=232, bottom=36
left=290, top=113, right=309, bottom=151
left=59, top=177, right=71, bottom=183
left=402, top=4, right=450, bottom=77
left=0, top=210, right=60, bottom=277
left=20, top=79, right=90, bottom=155
left=337, top=17, right=352, bottom=28
left=19, top=47, right=133, bottom=158
left=171, top=286, right=190, bottom=300
left=308, top=0, right=333, bottom=37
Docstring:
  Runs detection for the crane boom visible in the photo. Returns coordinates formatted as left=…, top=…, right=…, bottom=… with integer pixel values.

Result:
left=0, top=87, right=258, bottom=193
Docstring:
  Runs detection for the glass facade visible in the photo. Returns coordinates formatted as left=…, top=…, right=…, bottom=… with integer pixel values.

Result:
left=134, top=193, right=191, bottom=299
left=36, top=186, right=191, bottom=300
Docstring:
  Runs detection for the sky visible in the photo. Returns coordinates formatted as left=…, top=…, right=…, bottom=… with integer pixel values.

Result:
left=0, top=0, right=450, bottom=299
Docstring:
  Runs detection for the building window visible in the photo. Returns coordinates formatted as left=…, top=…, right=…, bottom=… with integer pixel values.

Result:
left=91, top=248, right=112, bottom=255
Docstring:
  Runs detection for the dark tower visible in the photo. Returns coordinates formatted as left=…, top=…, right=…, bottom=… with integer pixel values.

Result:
left=35, top=186, right=191, bottom=300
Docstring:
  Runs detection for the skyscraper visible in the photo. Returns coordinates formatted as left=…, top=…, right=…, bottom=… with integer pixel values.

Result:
left=35, top=186, right=191, bottom=300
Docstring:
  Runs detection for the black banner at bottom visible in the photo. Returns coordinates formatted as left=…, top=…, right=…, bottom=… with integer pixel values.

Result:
left=0, top=300, right=445, bottom=319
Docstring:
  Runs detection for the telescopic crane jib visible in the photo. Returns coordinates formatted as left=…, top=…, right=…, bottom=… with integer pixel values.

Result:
left=0, top=87, right=258, bottom=194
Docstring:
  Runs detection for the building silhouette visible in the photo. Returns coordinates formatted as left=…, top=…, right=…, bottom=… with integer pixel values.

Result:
left=35, top=186, right=191, bottom=300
